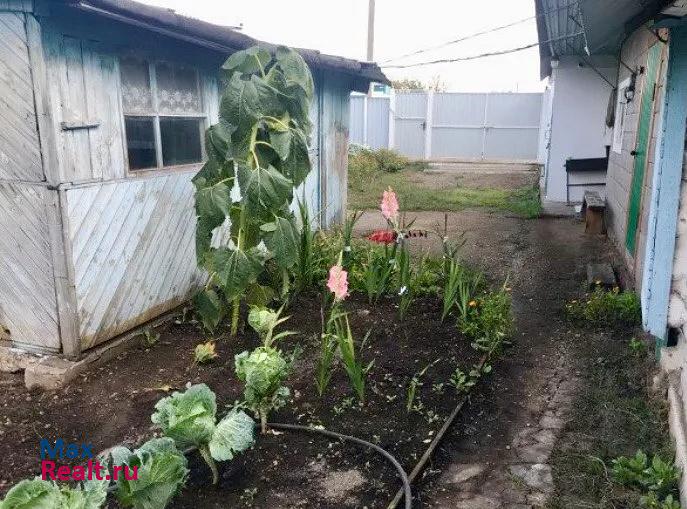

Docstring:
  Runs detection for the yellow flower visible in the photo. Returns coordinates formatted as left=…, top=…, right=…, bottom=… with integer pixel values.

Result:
left=468, top=300, right=477, bottom=307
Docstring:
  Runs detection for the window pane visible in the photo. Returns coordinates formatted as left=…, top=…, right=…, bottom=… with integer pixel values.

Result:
left=156, top=63, right=201, bottom=115
left=124, top=116, right=157, bottom=170
left=160, top=117, right=202, bottom=166
left=120, top=58, right=153, bottom=114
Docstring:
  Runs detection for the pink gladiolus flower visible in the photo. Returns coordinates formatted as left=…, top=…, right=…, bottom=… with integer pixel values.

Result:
left=327, top=264, right=349, bottom=301
left=380, top=187, right=399, bottom=223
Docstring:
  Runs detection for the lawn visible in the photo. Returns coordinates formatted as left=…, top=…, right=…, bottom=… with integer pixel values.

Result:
left=348, top=148, right=542, bottom=218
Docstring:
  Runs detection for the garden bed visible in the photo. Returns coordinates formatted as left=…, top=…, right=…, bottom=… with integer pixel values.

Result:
left=0, top=292, right=484, bottom=508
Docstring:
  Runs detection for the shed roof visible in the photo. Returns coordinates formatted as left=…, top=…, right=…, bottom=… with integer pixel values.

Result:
left=534, top=0, right=673, bottom=78
left=55, top=0, right=389, bottom=88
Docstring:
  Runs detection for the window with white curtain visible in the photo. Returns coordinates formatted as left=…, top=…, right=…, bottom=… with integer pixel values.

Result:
left=120, top=57, right=205, bottom=170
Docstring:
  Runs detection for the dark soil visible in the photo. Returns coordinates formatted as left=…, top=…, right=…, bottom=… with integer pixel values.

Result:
left=0, top=292, right=481, bottom=508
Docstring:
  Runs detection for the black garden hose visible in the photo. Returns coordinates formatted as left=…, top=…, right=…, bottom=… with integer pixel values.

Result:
left=268, top=422, right=413, bottom=509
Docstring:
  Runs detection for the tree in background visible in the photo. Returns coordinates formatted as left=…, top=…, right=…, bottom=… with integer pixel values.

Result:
left=391, top=75, right=446, bottom=92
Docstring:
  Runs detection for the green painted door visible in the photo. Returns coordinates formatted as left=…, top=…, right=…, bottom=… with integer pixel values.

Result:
left=626, top=43, right=662, bottom=254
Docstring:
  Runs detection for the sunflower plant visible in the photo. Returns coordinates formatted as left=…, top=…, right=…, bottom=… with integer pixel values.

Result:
left=193, top=45, right=314, bottom=336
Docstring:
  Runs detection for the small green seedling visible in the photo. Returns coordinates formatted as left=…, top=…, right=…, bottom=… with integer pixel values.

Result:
left=629, top=336, right=647, bottom=357
left=248, top=306, right=295, bottom=348
left=141, top=328, right=160, bottom=348
left=194, top=341, right=218, bottom=364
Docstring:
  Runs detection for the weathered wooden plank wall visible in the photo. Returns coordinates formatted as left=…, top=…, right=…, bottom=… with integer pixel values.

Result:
left=0, top=12, right=42, bottom=181
left=0, top=1, right=33, bottom=13
left=64, top=172, right=203, bottom=349
left=0, top=11, right=61, bottom=353
left=0, top=183, right=61, bottom=351
left=320, top=72, right=352, bottom=227
left=43, top=28, right=126, bottom=183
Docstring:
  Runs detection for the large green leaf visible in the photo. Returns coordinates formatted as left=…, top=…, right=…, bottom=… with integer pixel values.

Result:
left=204, top=120, right=234, bottom=163
left=280, top=127, right=311, bottom=188
left=208, top=409, right=255, bottom=461
left=195, top=179, right=232, bottom=219
left=262, top=215, right=299, bottom=269
left=238, top=165, right=293, bottom=215
left=222, top=46, right=271, bottom=76
left=209, top=247, right=264, bottom=300
left=193, top=289, right=224, bottom=332
left=195, top=214, right=225, bottom=264
left=275, top=46, right=314, bottom=99
left=219, top=74, right=262, bottom=158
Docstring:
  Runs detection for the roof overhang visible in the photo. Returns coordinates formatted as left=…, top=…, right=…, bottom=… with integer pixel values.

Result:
left=535, top=0, right=673, bottom=79
left=50, top=0, right=389, bottom=92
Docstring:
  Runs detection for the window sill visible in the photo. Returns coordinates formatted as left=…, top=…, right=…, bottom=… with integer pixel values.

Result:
left=126, top=162, right=204, bottom=178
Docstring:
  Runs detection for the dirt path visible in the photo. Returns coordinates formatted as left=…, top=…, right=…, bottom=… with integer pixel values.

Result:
left=357, top=210, right=613, bottom=508
left=418, top=216, right=612, bottom=508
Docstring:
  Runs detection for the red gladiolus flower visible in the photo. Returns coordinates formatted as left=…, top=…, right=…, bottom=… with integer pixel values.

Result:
left=367, top=230, right=397, bottom=244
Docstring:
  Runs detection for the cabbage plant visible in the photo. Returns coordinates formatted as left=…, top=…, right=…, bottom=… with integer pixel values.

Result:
left=0, top=478, right=107, bottom=509
left=193, top=45, right=314, bottom=336
left=235, top=347, right=291, bottom=433
left=247, top=305, right=295, bottom=348
left=109, top=438, right=187, bottom=509
left=151, top=384, right=255, bottom=485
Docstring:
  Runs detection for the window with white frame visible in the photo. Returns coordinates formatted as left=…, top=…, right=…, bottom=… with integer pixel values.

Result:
left=120, top=58, right=205, bottom=170
left=612, top=77, right=632, bottom=154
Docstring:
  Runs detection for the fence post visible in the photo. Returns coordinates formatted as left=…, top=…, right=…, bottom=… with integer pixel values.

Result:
left=388, top=90, right=395, bottom=150
left=481, top=93, right=489, bottom=160
left=424, top=90, right=434, bottom=159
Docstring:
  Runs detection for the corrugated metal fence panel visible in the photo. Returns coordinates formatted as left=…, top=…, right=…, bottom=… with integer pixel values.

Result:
left=351, top=91, right=543, bottom=161
left=0, top=183, right=60, bottom=351
left=65, top=172, right=203, bottom=349
left=484, top=93, right=542, bottom=160
left=432, top=93, right=486, bottom=159
left=367, top=97, right=389, bottom=149
left=0, top=12, right=44, bottom=182
left=394, top=92, right=426, bottom=158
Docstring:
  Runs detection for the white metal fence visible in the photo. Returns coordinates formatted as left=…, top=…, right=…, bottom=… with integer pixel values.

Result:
left=350, top=91, right=543, bottom=161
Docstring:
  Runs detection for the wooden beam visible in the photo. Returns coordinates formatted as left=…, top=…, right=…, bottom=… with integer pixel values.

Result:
left=642, top=28, right=687, bottom=353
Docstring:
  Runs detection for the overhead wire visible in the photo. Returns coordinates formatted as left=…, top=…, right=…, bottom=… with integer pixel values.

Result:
left=381, top=32, right=583, bottom=69
left=379, top=0, right=580, bottom=64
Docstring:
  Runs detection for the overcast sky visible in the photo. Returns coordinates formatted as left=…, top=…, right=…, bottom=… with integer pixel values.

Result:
left=138, top=0, right=545, bottom=92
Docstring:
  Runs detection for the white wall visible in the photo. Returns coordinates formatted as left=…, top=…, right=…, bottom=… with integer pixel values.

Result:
left=543, top=57, right=616, bottom=203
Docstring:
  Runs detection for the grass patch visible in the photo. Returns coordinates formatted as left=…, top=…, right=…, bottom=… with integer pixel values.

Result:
left=566, top=287, right=642, bottom=327
left=547, top=332, right=673, bottom=509
left=348, top=150, right=541, bottom=218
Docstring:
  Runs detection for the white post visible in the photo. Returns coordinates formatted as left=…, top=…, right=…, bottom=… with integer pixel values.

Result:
left=362, top=95, right=369, bottom=146
left=388, top=90, right=395, bottom=150
left=424, top=90, right=434, bottom=160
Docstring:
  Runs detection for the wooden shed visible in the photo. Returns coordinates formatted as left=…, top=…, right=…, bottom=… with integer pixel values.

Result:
left=0, top=0, right=387, bottom=376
